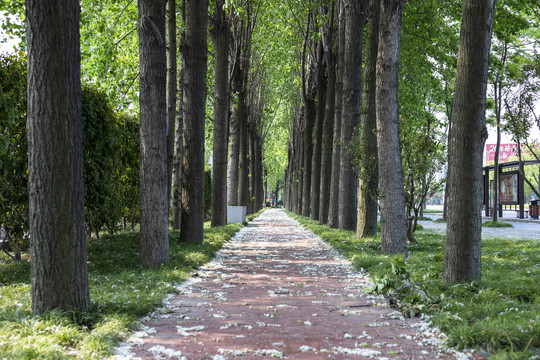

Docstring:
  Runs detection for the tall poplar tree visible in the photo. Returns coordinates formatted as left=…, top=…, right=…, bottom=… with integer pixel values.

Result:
left=376, top=0, right=407, bottom=254
left=180, top=0, right=208, bottom=243
left=328, top=1, right=345, bottom=228
left=26, top=0, right=90, bottom=313
left=139, top=0, right=169, bottom=266
left=444, top=0, right=496, bottom=282
left=338, top=0, right=368, bottom=230
left=210, top=0, right=230, bottom=226
left=357, top=0, right=380, bottom=238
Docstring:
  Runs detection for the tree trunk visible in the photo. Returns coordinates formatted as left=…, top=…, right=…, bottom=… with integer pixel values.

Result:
left=319, top=53, right=336, bottom=224
left=210, top=0, right=229, bottom=227
left=302, top=98, right=316, bottom=217
left=238, top=100, right=250, bottom=209
left=311, top=41, right=327, bottom=221
left=444, top=0, right=495, bottom=283
left=256, top=137, right=264, bottom=210
left=180, top=0, right=208, bottom=244
left=338, top=0, right=368, bottom=230
left=492, top=124, right=500, bottom=221
left=166, top=0, right=177, bottom=210
left=172, top=1, right=186, bottom=230
left=139, top=0, right=169, bottom=266
left=376, top=0, right=407, bottom=255
left=26, top=0, right=90, bottom=313
left=357, top=0, right=380, bottom=238
left=171, top=65, right=184, bottom=230
left=227, top=107, right=240, bottom=206
left=295, top=119, right=305, bottom=215
left=249, top=133, right=256, bottom=213
left=328, top=2, right=346, bottom=228
left=319, top=6, right=336, bottom=224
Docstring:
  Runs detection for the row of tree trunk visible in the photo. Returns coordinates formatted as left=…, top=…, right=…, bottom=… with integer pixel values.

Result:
left=284, top=0, right=407, bottom=254
left=285, top=0, right=497, bottom=287
left=25, top=0, right=496, bottom=314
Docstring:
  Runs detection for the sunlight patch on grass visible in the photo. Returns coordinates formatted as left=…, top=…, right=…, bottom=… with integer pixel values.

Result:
left=0, top=209, right=264, bottom=359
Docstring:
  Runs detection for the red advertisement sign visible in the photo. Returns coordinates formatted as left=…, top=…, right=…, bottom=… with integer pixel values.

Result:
left=499, top=173, right=518, bottom=204
left=485, top=143, right=519, bottom=164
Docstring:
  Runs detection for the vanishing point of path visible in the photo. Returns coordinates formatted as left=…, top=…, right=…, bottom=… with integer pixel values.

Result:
left=114, top=209, right=467, bottom=360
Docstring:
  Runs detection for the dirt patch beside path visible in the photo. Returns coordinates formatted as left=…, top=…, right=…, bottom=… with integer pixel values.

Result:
left=113, top=209, right=469, bottom=360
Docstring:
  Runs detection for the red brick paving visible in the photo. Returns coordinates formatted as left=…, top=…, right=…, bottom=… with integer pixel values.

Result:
left=113, top=209, right=468, bottom=359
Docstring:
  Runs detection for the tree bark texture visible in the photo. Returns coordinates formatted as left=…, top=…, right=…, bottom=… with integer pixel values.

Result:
left=238, top=101, right=250, bottom=208
left=138, top=0, right=169, bottom=266
left=376, top=0, right=407, bottom=254
left=26, top=0, right=90, bottom=313
left=171, top=1, right=185, bottom=230
left=444, top=0, right=495, bottom=283
left=357, top=0, right=380, bottom=238
left=172, top=66, right=184, bottom=230
left=338, top=0, right=368, bottom=231
left=210, top=1, right=229, bottom=226
left=227, top=107, right=240, bottom=206
left=255, top=137, right=264, bottom=211
left=249, top=133, right=256, bottom=213
left=311, top=41, right=327, bottom=221
left=328, top=2, right=346, bottom=228
left=319, top=50, right=336, bottom=224
left=302, top=97, right=316, bottom=218
left=166, top=0, right=177, bottom=209
left=180, top=0, right=208, bottom=243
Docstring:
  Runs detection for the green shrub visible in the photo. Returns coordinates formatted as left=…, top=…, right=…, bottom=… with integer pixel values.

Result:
left=82, top=84, right=124, bottom=236
left=0, top=54, right=28, bottom=257
left=482, top=221, right=513, bottom=228
left=0, top=55, right=140, bottom=240
left=117, top=114, right=140, bottom=229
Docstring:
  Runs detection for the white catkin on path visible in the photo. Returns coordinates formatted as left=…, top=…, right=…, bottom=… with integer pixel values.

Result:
left=112, top=209, right=471, bottom=360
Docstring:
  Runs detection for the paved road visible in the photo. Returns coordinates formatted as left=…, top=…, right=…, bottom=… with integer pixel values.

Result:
left=419, top=213, right=540, bottom=240
left=113, top=209, right=468, bottom=359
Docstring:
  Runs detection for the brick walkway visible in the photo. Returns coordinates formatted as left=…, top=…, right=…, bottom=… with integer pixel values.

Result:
left=113, top=209, right=468, bottom=359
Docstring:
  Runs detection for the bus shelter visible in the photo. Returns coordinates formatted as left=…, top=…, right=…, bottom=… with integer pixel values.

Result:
left=483, top=160, right=540, bottom=219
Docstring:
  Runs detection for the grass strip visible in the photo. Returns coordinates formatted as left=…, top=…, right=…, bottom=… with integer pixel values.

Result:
left=0, top=210, right=263, bottom=359
left=289, top=212, right=539, bottom=360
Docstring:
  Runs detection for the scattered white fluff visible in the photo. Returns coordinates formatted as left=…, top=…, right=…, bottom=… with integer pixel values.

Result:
left=219, top=322, right=238, bottom=329
left=303, top=320, right=312, bottom=326
left=332, top=346, right=382, bottom=358
left=299, top=345, right=316, bottom=352
left=211, top=355, right=227, bottom=360
left=218, top=348, right=248, bottom=356
left=148, top=345, right=186, bottom=359
left=254, top=349, right=283, bottom=358
left=177, top=325, right=206, bottom=336
left=110, top=342, right=134, bottom=359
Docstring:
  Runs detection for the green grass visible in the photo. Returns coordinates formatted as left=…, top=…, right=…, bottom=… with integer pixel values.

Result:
left=0, top=210, right=263, bottom=359
left=289, top=212, right=540, bottom=359
left=422, top=209, right=444, bottom=214
left=482, top=221, right=514, bottom=228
